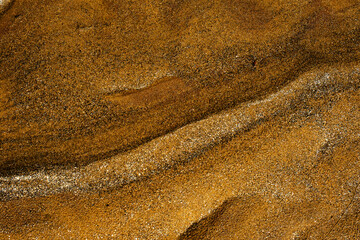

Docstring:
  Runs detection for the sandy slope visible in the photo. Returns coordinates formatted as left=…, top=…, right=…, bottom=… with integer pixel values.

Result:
left=1, top=64, right=359, bottom=239
left=1, top=0, right=360, bottom=174
left=1, top=63, right=359, bottom=201
left=0, top=0, right=360, bottom=239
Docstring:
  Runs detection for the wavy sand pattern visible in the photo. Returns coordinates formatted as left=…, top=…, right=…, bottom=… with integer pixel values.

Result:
left=1, top=64, right=359, bottom=201
left=0, top=0, right=360, bottom=239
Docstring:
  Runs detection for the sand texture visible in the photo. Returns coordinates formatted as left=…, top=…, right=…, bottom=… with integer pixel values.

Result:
left=0, top=0, right=360, bottom=239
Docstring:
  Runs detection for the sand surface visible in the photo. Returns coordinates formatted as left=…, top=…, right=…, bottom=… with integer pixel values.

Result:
left=0, top=0, right=360, bottom=239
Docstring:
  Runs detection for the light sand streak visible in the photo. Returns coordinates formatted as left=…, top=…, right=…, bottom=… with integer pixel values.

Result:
left=0, top=65, right=359, bottom=201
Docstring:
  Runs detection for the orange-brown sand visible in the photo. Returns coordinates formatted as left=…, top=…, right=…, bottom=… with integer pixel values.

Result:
left=1, top=0, right=360, bottom=239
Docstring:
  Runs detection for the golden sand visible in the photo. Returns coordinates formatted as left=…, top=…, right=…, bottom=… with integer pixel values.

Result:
left=0, top=0, right=360, bottom=239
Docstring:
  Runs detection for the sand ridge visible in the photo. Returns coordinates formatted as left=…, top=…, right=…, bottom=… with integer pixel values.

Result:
left=0, top=65, right=359, bottom=238
left=1, top=63, right=359, bottom=201
left=1, top=0, right=360, bottom=238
